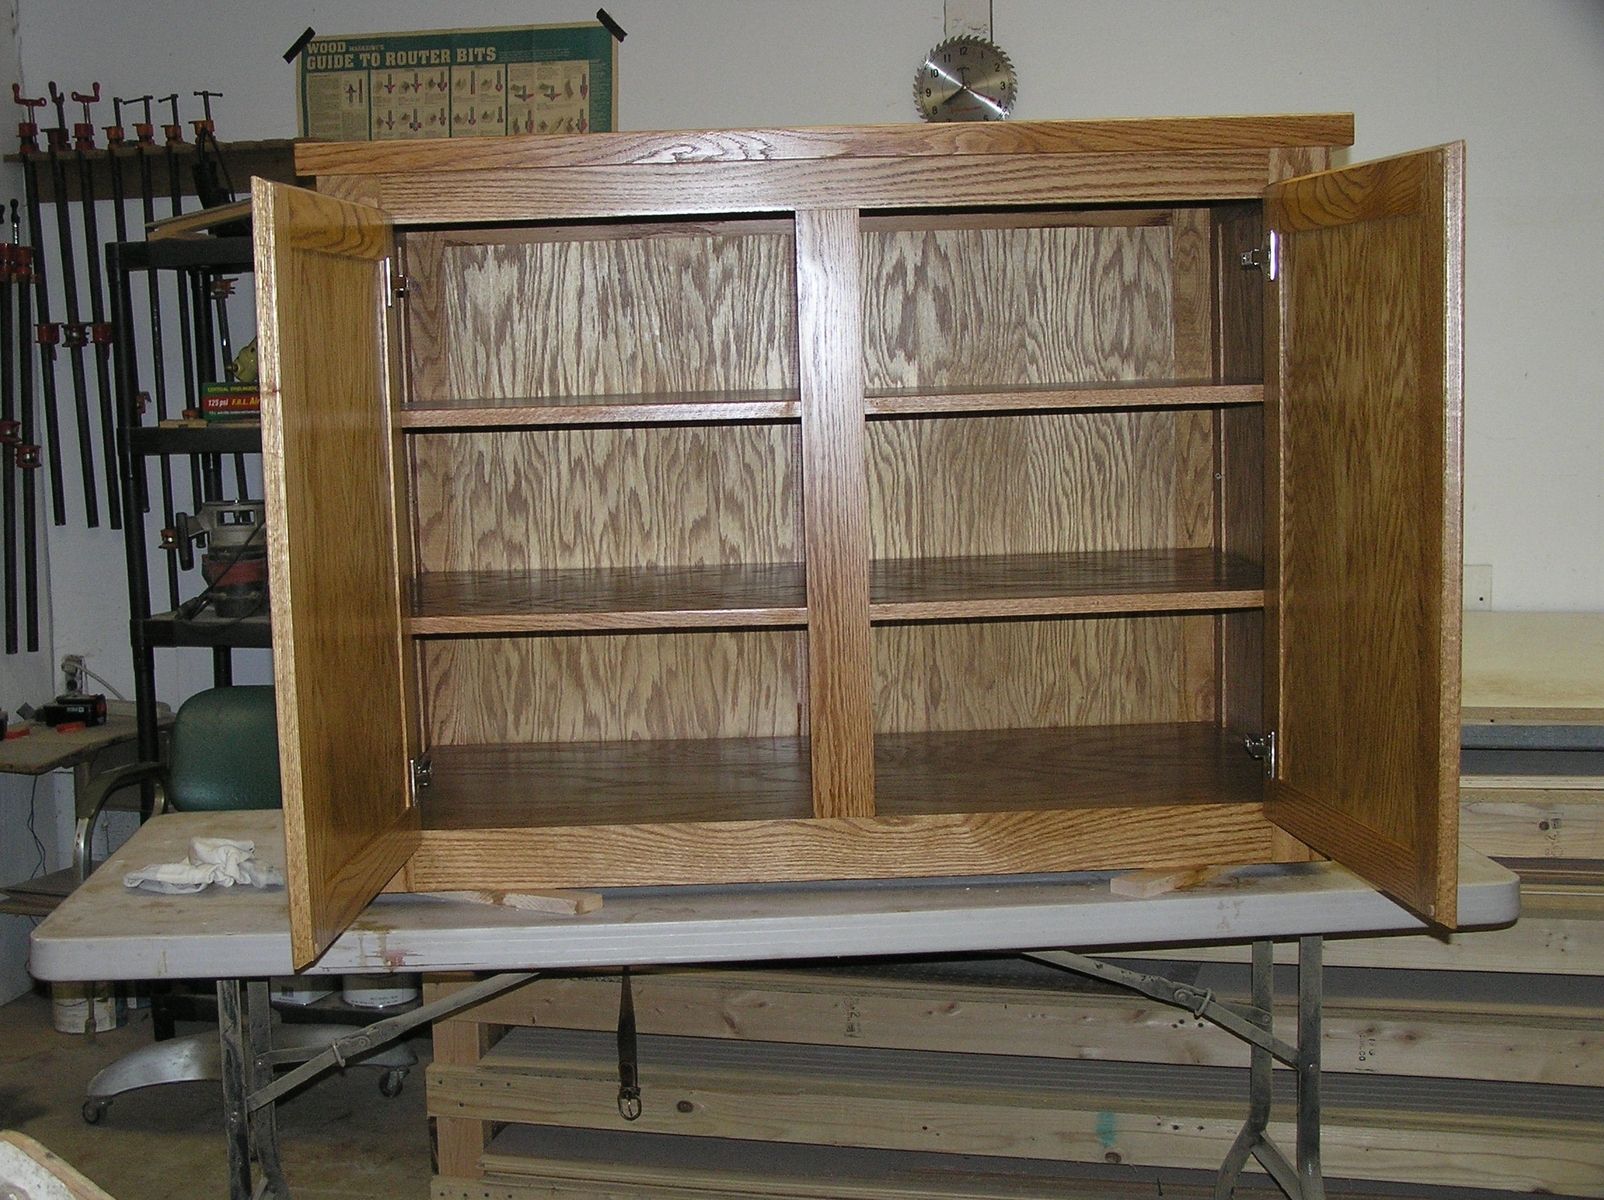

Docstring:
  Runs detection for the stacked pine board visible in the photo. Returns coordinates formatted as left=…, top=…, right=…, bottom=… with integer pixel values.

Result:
left=428, top=612, right=1604, bottom=1198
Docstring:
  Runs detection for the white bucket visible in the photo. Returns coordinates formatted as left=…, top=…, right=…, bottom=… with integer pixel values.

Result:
left=271, top=975, right=338, bottom=1006
left=51, top=982, right=126, bottom=1034
left=341, top=973, right=419, bottom=1009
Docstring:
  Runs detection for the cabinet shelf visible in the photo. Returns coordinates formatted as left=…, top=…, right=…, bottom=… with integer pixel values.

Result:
left=408, top=550, right=1261, bottom=635
left=408, top=565, right=809, bottom=634
left=864, top=381, right=1263, bottom=417
left=418, top=722, right=1259, bottom=831
left=869, top=549, right=1264, bottom=622
left=398, top=390, right=801, bottom=430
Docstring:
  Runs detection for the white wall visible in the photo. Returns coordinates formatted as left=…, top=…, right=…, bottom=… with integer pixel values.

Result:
left=0, top=0, right=61, bottom=1003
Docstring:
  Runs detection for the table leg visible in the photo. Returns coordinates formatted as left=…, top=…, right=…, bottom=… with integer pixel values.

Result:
left=1214, top=940, right=1274, bottom=1198
left=247, top=979, right=292, bottom=1199
left=216, top=980, right=255, bottom=1200
left=1027, top=939, right=1328, bottom=1200
left=1297, top=936, right=1326, bottom=1200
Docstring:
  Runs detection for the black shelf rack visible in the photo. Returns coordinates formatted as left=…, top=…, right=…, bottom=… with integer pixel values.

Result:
left=109, top=233, right=265, bottom=770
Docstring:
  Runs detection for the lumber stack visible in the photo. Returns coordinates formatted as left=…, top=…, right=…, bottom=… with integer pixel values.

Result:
left=427, top=613, right=1604, bottom=1197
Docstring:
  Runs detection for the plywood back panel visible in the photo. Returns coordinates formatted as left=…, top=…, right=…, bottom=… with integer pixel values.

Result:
left=861, top=223, right=1174, bottom=390
left=874, top=615, right=1215, bottom=734
left=868, top=411, right=1214, bottom=560
left=411, top=426, right=800, bottom=573
left=406, top=225, right=797, bottom=403
left=422, top=631, right=803, bottom=745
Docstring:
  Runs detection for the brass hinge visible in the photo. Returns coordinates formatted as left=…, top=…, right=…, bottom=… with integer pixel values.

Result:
left=1243, top=730, right=1277, bottom=779
left=382, top=257, right=411, bottom=308
left=1239, top=229, right=1280, bottom=281
left=408, top=754, right=433, bottom=805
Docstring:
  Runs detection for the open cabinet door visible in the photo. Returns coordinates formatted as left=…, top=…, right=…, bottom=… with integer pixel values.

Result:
left=1264, top=145, right=1464, bottom=925
left=254, top=179, right=420, bottom=967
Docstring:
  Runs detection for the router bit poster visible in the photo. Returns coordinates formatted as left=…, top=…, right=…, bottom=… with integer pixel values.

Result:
left=297, top=21, right=617, bottom=140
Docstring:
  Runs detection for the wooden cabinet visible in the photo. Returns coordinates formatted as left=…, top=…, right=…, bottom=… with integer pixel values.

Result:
left=254, top=114, right=1463, bottom=966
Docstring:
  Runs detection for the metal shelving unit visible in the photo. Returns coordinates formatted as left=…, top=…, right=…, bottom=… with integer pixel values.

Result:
left=108, top=232, right=265, bottom=771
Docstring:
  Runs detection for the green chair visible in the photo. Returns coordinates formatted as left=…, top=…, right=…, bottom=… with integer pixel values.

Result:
left=73, top=684, right=413, bottom=1124
left=75, top=686, right=282, bottom=880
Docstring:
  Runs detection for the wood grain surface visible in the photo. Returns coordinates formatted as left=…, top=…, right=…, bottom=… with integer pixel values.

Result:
left=253, top=178, right=419, bottom=967
left=406, top=802, right=1274, bottom=892
left=413, top=724, right=1261, bottom=832
left=873, top=616, right=1216, bottom=734
left=1265, top=145, right=1463, bottom=924
left=420, top=631, right=803, bottom=745
left=398, top=391, right=800, bottom=428
left=408, top=226, right=796, bottom=403
left=861, top=224, right=1173, bottom=391
left=338, top=152, right=1278, bottom=224
left=298, top=114, right=1354, bottom=175
left=795, top=209, right=875, bottom=819
left=410, top=564, right=808, bottom=634
left=863, top=381, right=1261, bottom=416
left=409, top=425, right=799, bottom=573
left=404, top=549, right=1260, bottom=634
left=868, top=411, right=1215, bottom=560
left=868, top=549, right=1262, bottom=622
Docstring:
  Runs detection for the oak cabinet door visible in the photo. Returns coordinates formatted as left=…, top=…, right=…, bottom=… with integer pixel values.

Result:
left=254, top=179, right=421, bottom=966
left=1265, top=145, right=1464, bottom=924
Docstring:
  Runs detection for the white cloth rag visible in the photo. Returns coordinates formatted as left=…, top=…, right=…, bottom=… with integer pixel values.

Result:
left=123, top=837, right=285, bottom=894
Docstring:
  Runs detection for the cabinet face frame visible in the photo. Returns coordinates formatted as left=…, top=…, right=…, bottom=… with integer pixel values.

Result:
left=262, top=115, right=1463, bottom=959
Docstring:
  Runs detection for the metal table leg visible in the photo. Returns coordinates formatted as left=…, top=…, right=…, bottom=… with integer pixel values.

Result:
left=1028, top=936, right=1327, bottom=1200
left=213, top=971, right=537, bottom=1200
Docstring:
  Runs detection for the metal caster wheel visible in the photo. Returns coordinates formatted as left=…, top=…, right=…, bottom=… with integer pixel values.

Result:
left=378, top=1068, right=407, bottom=1098
left=82, top=1099, right=109, bottom=1124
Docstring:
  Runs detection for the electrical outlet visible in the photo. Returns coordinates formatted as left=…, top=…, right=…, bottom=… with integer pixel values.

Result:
left=60, top=654, right=86, bottom=694
left=1464, top=564, right=1493, bottom=611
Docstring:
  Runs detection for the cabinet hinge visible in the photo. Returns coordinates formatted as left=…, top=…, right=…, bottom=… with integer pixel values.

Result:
left=382, top=257, right=411, bottom=308
left=1239, top=229, right=1280, bottom=281
left=408, top=754, right=433, bottom=806
left=1243, top=731, right=1277, bottom=779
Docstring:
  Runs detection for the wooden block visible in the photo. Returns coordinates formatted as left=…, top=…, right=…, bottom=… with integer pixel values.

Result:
left=424, top=888, right=603, bottom=915
left=1109, top=863, right=1227, bottom=897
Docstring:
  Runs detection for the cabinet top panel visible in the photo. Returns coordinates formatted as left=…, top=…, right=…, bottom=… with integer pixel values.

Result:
left=296, top=113, right=1354, bottom=177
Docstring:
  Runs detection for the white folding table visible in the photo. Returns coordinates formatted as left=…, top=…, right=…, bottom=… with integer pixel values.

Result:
left=30, top=810, right=1520, bottom=1200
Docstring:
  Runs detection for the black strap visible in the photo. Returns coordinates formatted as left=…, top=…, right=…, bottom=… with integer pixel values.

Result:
left=616, top=966, right=641, bottom=1120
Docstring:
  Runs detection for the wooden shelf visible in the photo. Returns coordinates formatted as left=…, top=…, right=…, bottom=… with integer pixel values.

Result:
left=398, top=390, right=800, bottom=430
left=408, top=551, right=1261, bottom=634
left=397, top=382, right=1258, bottom=429
left=870, top=549, right=1264, bottom=622
left=419, top=723, right=1260, bottom=831
left=422, top=738, right=815, bottom=829
left=864, top=381, right=1262, bottom=417
left=409, top=565, right=808, bottom=634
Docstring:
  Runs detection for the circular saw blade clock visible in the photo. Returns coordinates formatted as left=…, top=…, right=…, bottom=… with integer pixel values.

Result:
left=915, top=34, right=1017, bottom=122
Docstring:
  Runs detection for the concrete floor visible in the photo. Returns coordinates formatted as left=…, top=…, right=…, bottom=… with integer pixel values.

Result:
left=0, top=989, right=432, bottom=1199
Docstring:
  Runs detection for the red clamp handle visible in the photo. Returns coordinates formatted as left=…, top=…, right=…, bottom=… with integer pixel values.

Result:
left=13, top=246, right=34, bottom=282
left=0, top=418, right=19, bottom=444
left=35, top=321, right=59, bottom=346
left=162, top=123, right=184, bottom=145
left=13, top=84, right=42, bottom=151
left=132, top=121, right=155, bottom=145
left=90, top=322, right=114, bottom=346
